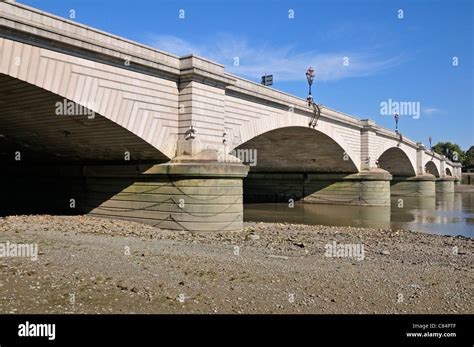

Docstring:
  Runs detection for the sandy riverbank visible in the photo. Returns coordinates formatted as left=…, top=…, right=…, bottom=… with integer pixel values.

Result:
left=0, top=215, right=472, bottom=314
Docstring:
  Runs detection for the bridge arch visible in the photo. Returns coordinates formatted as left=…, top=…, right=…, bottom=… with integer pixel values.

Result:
left=0, top=74, right=170, bottom=162
left=424, top=160, right=440, bottom=177
left=445, top=167, right=453, bottom=176
left=233, top=126, right=358, bottom=173
left=0, top=38, right=176, bottom=161
left=378, top=147, right=416, bottom=176
left=231, top=111, right=361, bottom=171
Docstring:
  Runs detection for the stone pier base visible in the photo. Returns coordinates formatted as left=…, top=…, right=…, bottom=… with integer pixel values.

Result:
left=0, top=160, right=248, bottom=232
left=436, top=176, right=455, bottom=193
left=391, top=174, right=436, bottom=197
left=244, top=169, right=392, bottom=206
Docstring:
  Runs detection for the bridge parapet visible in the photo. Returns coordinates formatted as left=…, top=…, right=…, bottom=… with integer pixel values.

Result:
left=0, top=0, right=181, bottom=75
left=226, top=73, right=363, bottom=127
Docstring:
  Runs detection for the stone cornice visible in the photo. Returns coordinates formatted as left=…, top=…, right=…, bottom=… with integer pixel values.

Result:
left=179, top=56, right=236, bottom=87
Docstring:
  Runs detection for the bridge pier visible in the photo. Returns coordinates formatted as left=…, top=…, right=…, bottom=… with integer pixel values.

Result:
left=435, top=176, right=455, bottom=193
left=1, top=157, right=248, bottom=232
left=244, top=169, right=392, bottom=206
left=390, top=174, right=436, bottom=197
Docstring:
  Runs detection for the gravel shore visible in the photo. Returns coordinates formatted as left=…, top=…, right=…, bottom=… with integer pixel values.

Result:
left=0, top=215, right=472, bottom=314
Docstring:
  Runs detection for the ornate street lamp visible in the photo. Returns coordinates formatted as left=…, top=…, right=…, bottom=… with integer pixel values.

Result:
left=394, top=113, right=400, bottom=133
left=306, top=67, right=315, bottom=105
left=306, top=67, right=321, bottom=128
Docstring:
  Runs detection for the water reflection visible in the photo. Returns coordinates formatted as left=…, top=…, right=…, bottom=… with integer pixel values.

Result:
left=244, top=193, right=474, bottom=238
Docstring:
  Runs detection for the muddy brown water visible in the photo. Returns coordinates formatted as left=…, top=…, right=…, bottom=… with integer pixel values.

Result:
left=244, top=192, right=474, bottom=238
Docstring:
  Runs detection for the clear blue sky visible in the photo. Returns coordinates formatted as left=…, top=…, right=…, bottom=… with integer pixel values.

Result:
left=20, top=0, right=474, bottom=150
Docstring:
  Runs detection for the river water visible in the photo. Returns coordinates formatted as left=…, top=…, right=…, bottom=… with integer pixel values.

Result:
left=244, top=192, right=474, bottom=238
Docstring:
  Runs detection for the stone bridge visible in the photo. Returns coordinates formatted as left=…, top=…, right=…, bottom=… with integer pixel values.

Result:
left=0, top=1, right=462, bottom=231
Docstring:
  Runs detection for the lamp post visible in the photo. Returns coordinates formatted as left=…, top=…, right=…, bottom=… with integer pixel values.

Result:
left=394, top=113, right=400, bottom=133
left=305, top=67, right=322, bottom=128
left=429, top=136, right=432, bottom=150
left=306, top=67, right=315, bottom=105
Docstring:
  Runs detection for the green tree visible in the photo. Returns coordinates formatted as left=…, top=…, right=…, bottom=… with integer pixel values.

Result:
left=464, top=145, right=474, bottom=168
left=432, top=142, right=466, bottom=163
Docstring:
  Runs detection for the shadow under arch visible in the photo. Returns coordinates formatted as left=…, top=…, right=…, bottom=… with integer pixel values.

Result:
left=0, top=73, right=170, bottom=163
left=425, top=161, right=440, bottom=177
left=233, top=126, right=359, bottom=173
left=378, top=147, right=416, bottom=177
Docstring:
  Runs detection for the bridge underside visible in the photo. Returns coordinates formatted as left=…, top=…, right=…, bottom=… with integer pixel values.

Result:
left=0, top=74, right=168, bottom=162
left=378, top=147, right=416, bottom=177
left=236, top=127, right=357, bottom=173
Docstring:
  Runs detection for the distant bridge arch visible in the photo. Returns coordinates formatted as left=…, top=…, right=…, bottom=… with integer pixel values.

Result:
left=425, top=160, right=440, bottom=177
left=234, top=126, right=359, bottom=173
left=377, top=147, right=417, bottom=177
